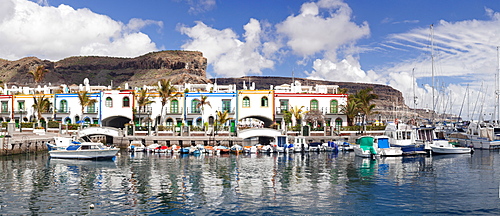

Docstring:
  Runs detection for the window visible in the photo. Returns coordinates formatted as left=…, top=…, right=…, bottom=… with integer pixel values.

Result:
left=261, top=97, right=268, bottom=107
left=105, top=97, right=113, bottom=108
left=166, top=118, right=174, bottom=126
left=171, top=99, right=179, bottom=113
left=59, top=100, right=67, bottom=113
left=310, top=99, right=318, bottom=110
left=222, top=100, right=231, bottom=112
left=1, top=101, right=8, bottom=113
left=123, top=97, right=130, bottom=107
left=191, top=99, right=200, bottom=113
left=280, top=100, right=288, bottom=112
left=18, top=101, right=25, bottom=111
left=242, top=97, right=250, bottom=107
left=87, top=103, right=96, bottom=113
left=330, top=100, right=338, bottom=114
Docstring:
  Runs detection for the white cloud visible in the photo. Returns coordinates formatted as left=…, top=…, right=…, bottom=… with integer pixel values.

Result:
left=379, top=9, right=500, bottom=119
left=276, top=0, right=369, bottom=60
left=175, top=0, right=216, bottom=14
left=179, top=18, right=274, bottom=77
left=0, top=0, right=160, bottom=60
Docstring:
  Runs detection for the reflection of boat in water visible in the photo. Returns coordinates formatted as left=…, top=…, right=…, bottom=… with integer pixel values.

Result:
left=354, top=156, right=377, bottom=177
left=48, top=137, right=119, bottom=160
left=48, top=158, right=118, bottom=169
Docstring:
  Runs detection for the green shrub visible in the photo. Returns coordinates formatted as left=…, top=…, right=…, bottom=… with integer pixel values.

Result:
left=21, top=122, right=33, bottom=128
left=1, top=122, right=7, bottom=128
left=48, top=121, right=60, bottom=128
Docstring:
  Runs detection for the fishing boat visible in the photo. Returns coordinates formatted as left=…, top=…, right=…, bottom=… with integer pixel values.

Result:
left=272, top=135, right=293, bottom=153
left=292, top=136, right=308, bottom=153
left=309, top=142, right=322, bottom=152
left=47, top=137, right=119, bottom=160
left=375, top=136, right=403, bottom=156
left=322, top=141, right=339, bottom=152
left=128, top=141, right=145, bottom=152
left=430, top=139, right=472, bottom=154
left=384, top=122, right=426, bottom=154
left=353, top=136, right=378, bottom=158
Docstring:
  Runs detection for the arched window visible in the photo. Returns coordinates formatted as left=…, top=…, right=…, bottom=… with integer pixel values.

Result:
left=105, top=97, right=113, bottom=108
left=87, top=103, right=96, bottom=113
left=335, top=118, right=343, bottom=130
left=310, top=99, right=318, bottom=110
left=122, top=97, right=130, bottom=107
left=64, top=117, right=71, bottom=124
left=242, top=97, right=250, bottom=107
left=166, top=118, right=174, bottom=126
left=261, top=96, right=268, bottom=107
left=330, top=100, right=338, bottom=114
left=60, top=100, right=68, bottom=113
left=191, top=99, right=200, bottom=113
left=170, top=99, right=179, bottom=113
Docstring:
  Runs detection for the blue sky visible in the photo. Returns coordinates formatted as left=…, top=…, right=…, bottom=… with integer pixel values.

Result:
left=2, top=0, right=500, bottom=121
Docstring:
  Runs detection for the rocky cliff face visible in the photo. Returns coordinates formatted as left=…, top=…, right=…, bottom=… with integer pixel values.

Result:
left=0, top=50, right=210, bottom=87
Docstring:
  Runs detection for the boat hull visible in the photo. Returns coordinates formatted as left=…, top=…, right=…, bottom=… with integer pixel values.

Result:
left=49, top=149, right=119, bottom=159
left=431, top=146, right=471, bottom=154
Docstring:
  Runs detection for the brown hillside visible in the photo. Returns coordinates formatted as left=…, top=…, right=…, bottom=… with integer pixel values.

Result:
left=0, top=50, right=210, bottom=87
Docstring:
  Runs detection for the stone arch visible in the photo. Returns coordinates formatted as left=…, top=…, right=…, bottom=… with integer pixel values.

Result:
left=101, top=115, right=131, bottom=129
left=238, top=115, right=274, bottom=128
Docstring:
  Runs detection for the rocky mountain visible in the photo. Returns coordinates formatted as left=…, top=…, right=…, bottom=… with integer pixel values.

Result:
left=0, top=50, right=210, bottom=87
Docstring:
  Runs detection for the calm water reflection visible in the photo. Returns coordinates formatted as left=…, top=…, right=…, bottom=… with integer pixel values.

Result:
left=0, top=150, right=499, bottom=215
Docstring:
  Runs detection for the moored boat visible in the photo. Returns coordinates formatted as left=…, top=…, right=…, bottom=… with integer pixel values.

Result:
left=353, top=136, right=378, bottom=158
left=430, top=140, right=472, bottom=154
left=375, top=136, right=402, bottom=156
left=48, top=137, right=118, bottom=160
left=128, top=141, right=146, bottom=152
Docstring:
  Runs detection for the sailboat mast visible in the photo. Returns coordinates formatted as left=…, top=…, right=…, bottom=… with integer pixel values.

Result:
left=412, top=68, right=417, bottom=122
left=495, top=46, right=500, bottom=125
left=430, top=24, right=436, bottom=125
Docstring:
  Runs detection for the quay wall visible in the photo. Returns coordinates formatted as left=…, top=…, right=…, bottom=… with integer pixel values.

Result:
left=0, top=135, right=51, bottom=156
left=0, top=130, right=385, bottom=156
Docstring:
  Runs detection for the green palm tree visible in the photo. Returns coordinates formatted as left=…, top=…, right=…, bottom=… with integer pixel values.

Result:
left=216, top=110, right=233, bottom=131
left=135, top=89, right=155, bottom=125
left=32, top=95, right=51, bottom=122
left=156, top=79, right=176, bottom=123
left=197, top=95, right=211, bottom=121
left=290, top=105, right=306, bottom=126
left=77, top=91, right=97, bottom=117
left=28, top=65, right=49, bottom=85
left=352, top=87, right=378, bottom=131
left=341, top=95, right=361, bottom=126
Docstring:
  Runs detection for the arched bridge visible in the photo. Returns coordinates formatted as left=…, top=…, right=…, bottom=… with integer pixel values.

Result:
left=78, top=126, right=123, bottom=138
left=238, top=128, right=282, bottom=139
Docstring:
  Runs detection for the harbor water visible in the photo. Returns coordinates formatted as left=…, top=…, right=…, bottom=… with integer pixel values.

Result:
left=1, top=150, right=500, bottom=215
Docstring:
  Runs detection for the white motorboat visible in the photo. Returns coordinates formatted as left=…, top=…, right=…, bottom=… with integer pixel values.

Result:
left=272, top=135, right=293, bottom=153
left=430, top=140, right=472, bottom=154
left=47, top=137, right=119, bottom=160
left=292, top=136, right=308, bottom=153
left=128, top=141, right=146, bottom=152
left=353, top=136, right=378, bottom=158
left=375, top=136, right=403, bottom=156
